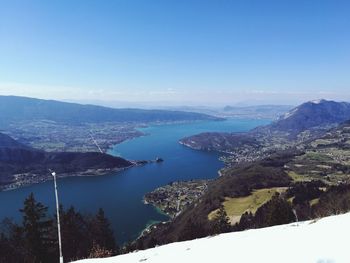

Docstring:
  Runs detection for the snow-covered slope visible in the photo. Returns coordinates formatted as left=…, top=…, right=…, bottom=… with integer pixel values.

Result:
left=74, top=212, right=350, bottom=263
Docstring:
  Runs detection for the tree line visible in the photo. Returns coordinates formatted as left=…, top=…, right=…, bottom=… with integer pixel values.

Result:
left=0, top=193, right=118, bottom=263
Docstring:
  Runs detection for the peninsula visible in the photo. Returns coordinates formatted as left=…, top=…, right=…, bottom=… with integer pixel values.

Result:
left=0, top=132, right=133, bottom=191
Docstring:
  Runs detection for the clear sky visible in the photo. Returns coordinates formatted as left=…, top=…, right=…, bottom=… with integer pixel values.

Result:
left=1, top=0, right=350, bottom=107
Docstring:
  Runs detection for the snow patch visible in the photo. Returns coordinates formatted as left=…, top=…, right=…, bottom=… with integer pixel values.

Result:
left=73, top=212, right=350, bottom=263
left=281, top=107, right=298, bottom=119
left=310, top=99, right=327, bottom=104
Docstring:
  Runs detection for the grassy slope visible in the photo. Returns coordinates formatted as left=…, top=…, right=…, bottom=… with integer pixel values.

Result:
left=208, top=187, right=287, bottom=224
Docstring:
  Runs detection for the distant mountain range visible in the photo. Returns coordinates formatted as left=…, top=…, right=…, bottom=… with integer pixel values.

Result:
left=0, top=132, right=132, bottom=190
left=0, top=96, right=221, bottom=128
left=222, top=105, right=293, bottom=119
left=157, top=105, right=293, bottom=119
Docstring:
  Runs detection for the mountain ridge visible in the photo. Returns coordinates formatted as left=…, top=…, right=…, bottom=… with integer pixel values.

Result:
left=0, top=96, right=221, bottom=127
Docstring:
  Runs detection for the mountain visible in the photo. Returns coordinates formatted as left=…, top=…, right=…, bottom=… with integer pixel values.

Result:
left=0, top=133, right=132, bottom=190
left=269, top=99, right=350, bottom=134
left=0, top=96, right=221, bottom=127
left=74, top=212, right=350, bottom=263
left=180, top=100, right=350, bottom=157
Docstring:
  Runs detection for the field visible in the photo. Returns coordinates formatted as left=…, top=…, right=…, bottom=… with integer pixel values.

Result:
left=288, top=171, right=313, bottom=182
left=208, top=187, right=287, bottom=225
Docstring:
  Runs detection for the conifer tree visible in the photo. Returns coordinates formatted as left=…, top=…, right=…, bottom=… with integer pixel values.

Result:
left=20, top=193, right=52, bottom=263
left=89, top=208, right=117, bottom=254
left=211, top=206, right=231, bottom=234
left=60, top=206, right=91, bottom=261
left=236, top=211, right=254, bottom=231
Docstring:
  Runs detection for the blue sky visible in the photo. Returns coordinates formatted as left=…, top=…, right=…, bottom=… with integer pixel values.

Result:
left=0, top=0, right=349, bottom=106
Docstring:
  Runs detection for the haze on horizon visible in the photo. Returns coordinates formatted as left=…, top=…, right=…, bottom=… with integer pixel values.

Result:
left=1, top=0, right=349, bottom=107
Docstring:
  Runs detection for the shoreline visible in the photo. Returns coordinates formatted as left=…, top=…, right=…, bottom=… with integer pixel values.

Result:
left=0, top=164, right=135, bottom=192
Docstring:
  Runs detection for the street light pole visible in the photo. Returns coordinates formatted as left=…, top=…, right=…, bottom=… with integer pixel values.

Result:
left=51, top=171, right=64, bottom=263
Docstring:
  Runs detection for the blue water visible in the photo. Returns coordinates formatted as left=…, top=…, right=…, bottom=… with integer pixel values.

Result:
left=0, top=119, right=269, bottom=244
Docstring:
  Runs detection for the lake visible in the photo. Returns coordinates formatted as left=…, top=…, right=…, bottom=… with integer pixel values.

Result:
left=0, top=119, right=270, bottom=244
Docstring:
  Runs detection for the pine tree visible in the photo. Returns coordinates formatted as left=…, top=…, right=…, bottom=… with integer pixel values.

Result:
left=211, top=206, right=231, bottom=234
left=253, top=193, right=295, bottom=228
left=89, top=208, right=117, bottom=254
left=236, top=211, right=254, bottom=231
left=0, top=218, right=26, bottom=262
left=20, top=193, right=53, bottom=263
left=60, top=206, right=91, bottom=261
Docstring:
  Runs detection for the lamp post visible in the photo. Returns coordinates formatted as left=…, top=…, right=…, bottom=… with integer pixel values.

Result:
left=51, top=170, right=64, bottom=263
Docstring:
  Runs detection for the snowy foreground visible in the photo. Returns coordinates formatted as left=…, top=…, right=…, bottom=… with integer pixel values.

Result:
left=74, top=212, right=350, bottom=263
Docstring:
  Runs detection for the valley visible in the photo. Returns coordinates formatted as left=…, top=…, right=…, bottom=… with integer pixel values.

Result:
left=0, top=117, right=267, bottom=245
left=4, top=120, right=144, bottom=153
left=0, top=95, right=225, bottom=191
left=0, top=96, right=222, bottom=153
left=2, top=97, right=350, bottom=256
